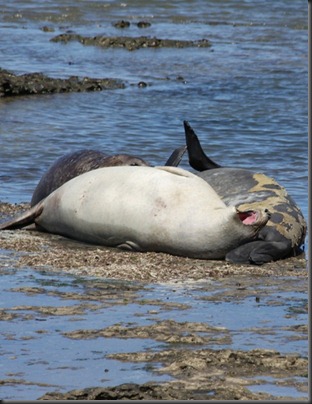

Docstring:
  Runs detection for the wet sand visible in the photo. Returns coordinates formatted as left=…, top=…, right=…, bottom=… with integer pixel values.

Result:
left=0, top=202, right=308, bottom=400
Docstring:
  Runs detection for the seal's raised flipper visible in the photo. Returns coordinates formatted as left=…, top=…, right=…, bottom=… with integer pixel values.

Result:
left=225, top=239, right=291, bottom=265
left=184, top=120, right=221, bottom=171
left=164, top=145, right=187, bottom=167
left=0, top=202, right=44, bottom=230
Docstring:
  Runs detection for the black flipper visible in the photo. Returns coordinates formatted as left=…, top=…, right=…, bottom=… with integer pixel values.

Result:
left=164, top=145, right=187, bottom=167
left=0, top=202, right=44, bottom=230
left=225, top=240, right=291, bottom=265
left=183, top=120, right=221, bottom=171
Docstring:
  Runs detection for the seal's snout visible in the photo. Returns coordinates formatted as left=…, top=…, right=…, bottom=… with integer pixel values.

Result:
left=264, top=208, right=271, bottom=219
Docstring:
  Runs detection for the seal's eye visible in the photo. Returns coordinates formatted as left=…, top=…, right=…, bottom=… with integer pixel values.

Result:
left=130, top=163, right=140, bottom=166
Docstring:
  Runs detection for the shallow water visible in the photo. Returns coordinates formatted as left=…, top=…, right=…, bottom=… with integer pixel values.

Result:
left=0, top=0, right=308, bottom=400
left=0, top=267, right=308, bottom=400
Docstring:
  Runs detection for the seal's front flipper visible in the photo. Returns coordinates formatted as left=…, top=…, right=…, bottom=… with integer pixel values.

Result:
left=164, top=145, right=187, bottom=167
left=183, top=120, right=221, bottom=171
left=225, top=240, right=291, bottom=265
left=0, top=203, right=44, bottom=230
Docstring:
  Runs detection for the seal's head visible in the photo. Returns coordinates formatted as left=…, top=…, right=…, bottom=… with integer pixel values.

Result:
left=103, top=154, right=150, bottom=167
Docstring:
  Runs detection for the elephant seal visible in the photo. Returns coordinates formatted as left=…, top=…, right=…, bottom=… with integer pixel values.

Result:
left=184, top=120, right=307, bottom=264
left=31, top=146, right=186, bottom=206
left=30, top=150, right=149, bottom=206
left=0, top=165, right=270, bottom=260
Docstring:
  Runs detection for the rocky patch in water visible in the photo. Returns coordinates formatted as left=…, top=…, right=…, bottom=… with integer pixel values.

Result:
left=51, top=33, right=211, bottom=51
left=39, top=348, right=307, bottom=400
left=38, top=381, right=271, bottom=400
left=113, top=20, right=152, bottom=29
left=0, top=68, right=125, bottom=97
left=0, top=30, right=208, bottom=97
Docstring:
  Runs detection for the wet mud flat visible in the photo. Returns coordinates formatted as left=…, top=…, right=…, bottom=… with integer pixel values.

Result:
left=39, top=348, right=308, bottom=400
left=0, top=202, right=308, bottom=400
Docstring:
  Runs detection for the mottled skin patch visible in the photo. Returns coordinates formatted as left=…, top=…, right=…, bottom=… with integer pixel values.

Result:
left=184, top=121, right=307, bottom=264
left=201, top=170, right=306, bottom=250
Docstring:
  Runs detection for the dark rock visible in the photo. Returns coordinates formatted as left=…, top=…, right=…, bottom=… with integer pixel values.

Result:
left=114, top=20, right=131, bottom=28
left=51, top=33, right=212, bottom=51
left=38, top=381, right=269, bottom=400
left=137, top=21, right=151, bottom=28
left=0, top=68, right=125, bottom=97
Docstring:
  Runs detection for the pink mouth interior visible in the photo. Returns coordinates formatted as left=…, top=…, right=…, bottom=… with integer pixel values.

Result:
left=238, top=210, right=258, bottom=225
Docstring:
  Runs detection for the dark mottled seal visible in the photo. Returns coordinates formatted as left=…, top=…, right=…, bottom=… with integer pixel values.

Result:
left=184, top=121, right=307, bottom=264
left=31, top=146, right=186, bottom=206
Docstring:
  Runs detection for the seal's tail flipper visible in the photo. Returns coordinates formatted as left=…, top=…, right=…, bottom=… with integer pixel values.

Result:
left=164, top=145, right=187, bottom=167
left=0, top=203, right=44, bottom=230
left=183, top=120, right=221, bottom=171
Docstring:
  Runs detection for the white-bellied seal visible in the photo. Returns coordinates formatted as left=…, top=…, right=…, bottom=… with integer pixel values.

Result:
left=184, top=120, right=307, bottom=264
left=31, top=146, right=186, bottom=206
left=0, top=165, right=270, bottom=260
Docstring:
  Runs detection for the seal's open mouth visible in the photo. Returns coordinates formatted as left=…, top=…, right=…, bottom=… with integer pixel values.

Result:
left=238, top=210, right=258, bottom=225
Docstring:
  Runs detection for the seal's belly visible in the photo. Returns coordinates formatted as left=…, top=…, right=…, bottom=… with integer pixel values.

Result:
left=35, top=166, right=264, bottom=259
